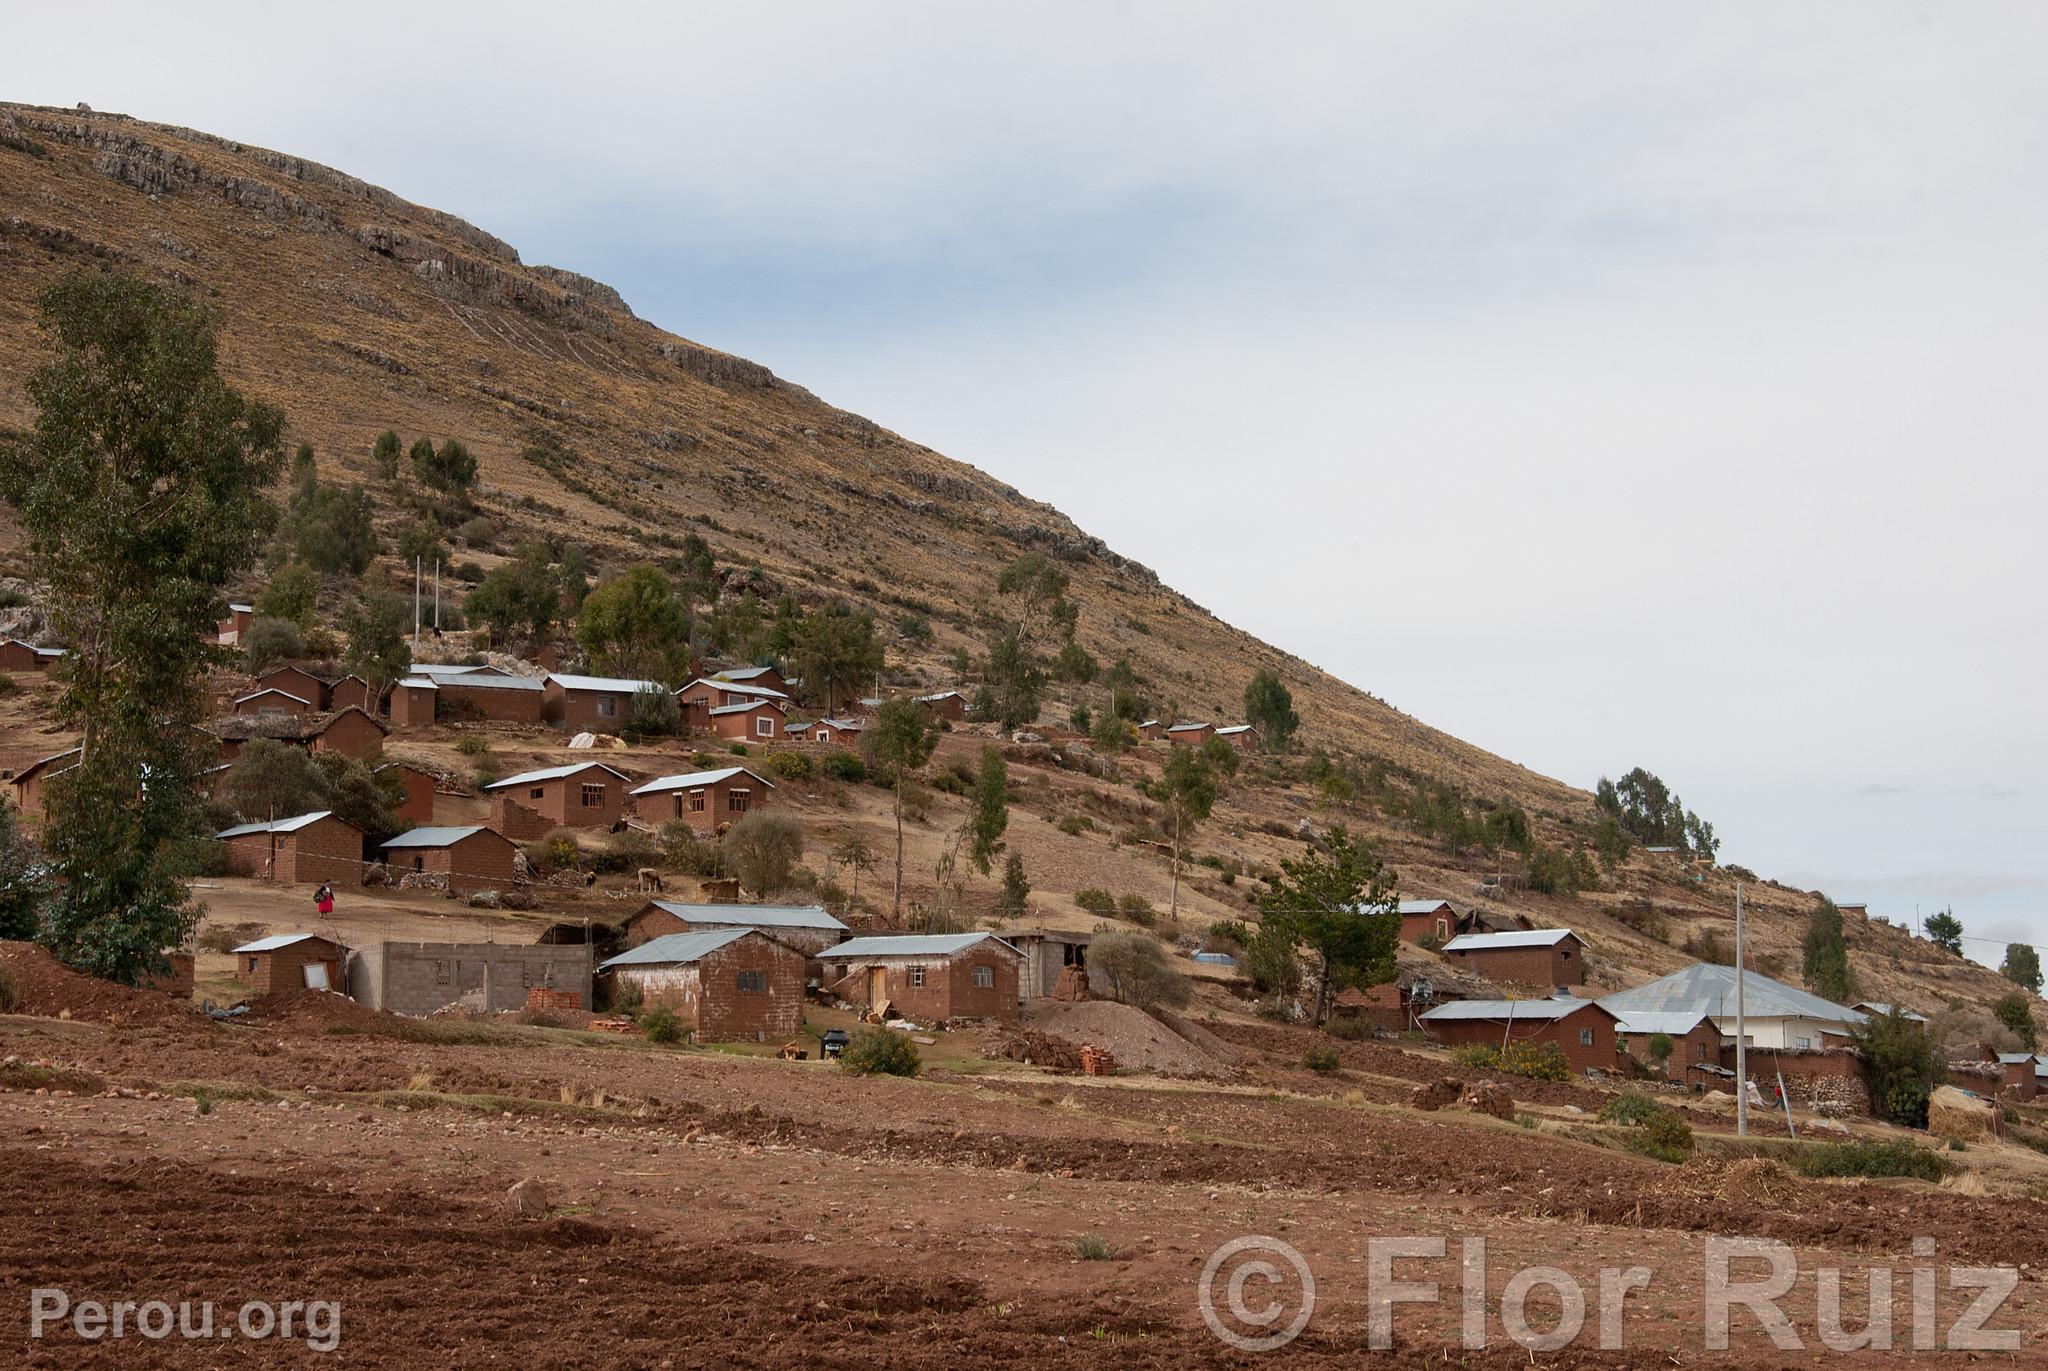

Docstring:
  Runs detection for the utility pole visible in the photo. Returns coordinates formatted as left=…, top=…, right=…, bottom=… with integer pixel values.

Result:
left=433, top=558, right=441, bottom=632
left=412, top=556, right=421, bottom=650
left=1735, top=880, right=1748, bottom=1138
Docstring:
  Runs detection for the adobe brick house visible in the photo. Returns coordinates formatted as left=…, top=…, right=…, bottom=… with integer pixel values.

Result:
left=1005, top=929, right=1092, bottom=1000
left=1441, top=928, right=1586, bottom=987
left=915, top=690, right=968, bottom=723
left=217, top=602, right=253, bottom=644
left=325, top=675, right=373, bottom=715
left=1332, top=982, right=1409, bottom=1033
left=620, top=900, right=848, bottom=963
left=348, top=940, right=593, bottom=1015
left=820, top=933, right=1025, bottom=1023
left=374, top=761, right=438, bottom=825
left=675, top=677, right=792, bottom=732
left=233, top=687, right=314, bottom=717
left=213, top=707, right=389, bottom=763
left=599, top=929, right=806, bottom=1043
left=485, top=762, right=633, bottom=838
left=252, top=665, right=328, bottom=708
left=1397, top=899, right=1465, bottom=944
left=790, top=717, right=862, bottom=746
left=2005, top=1055, right=2044, bottom=1102
left=708, top=698, right=788, bottom=741
left=390, top=666, right=547, bottom=726
left=216, top=810, right=365, bottom=887
left=380, top=825, right=520, bottom=896
left=1136, top=720, right=1166, bottom=741
left=0, top=639, right=65, bottom=672
left=1613, top=1009, right=1725, bottom=1082
left=711, top=664, right=792, bottom=697
left=1165, top=722, right=1214, bottom=745
left=1213, top=724, right=1259, bottom=754
left=231, top=933, right=346, bottom=994
left=9, top=746, right=80, bottom=821
left=1419, top=997, right=1621, bottom=1076
left=629, top=766, right=773, bottom=832
left=543, top=673, right=668, bottom=734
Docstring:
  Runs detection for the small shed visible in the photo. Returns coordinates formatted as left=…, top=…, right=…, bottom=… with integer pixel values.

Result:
left=598, top=929, right=806, bottom=1043
left=1212, top=724, right=1259, bottom=753
left=217, top=603, right=253, bottom=644
left=1998, top=1053, right=2039, bottom=1102
left=1136, top=720, right=1165, bottom=741
left=1397, top=899, right=1465, bottom=944
left=380, top=825, right=520, bottom=896
left=629, top=766, right=773, bottom=831
left=820, top=932, right=1024, bottom=1023
left=348, top=940, right=593, bottom=1015
left=215, top=810, right=364, bottom=887
left=485, top=761, right=634, bottom=838
left=708, top=699, right=787, bottom=741
left=1165, top=722, right=1214, bottom=745
left=791, top=717, right=863, bottom=746
left=1441, top=928, right=1586, bottom=987
left=1419, top=996, right=1621, bottom=1075
left=232, top=687, right=314, bottom=717
left=9, top=746, right=81, bottom=821
left=232, top=933, right=346, bottom=995
left=620, top=900, right=849, bottom=960
left=544, top=673, right=667, bottom=733
left=252, top=665, right=329, bottom=708
left=325, top=675, right=373, bottom=715
left=915, top=691, right=968, bottom=723
left=0, top=639, right=65, bottom=672
left=711, top=664, right=792, bottom=697
left=374, top=761, right=438, bottom=825
left=1612, top=1009, right=1725, bottom=1080
left=1004, top=929, right=1092, bottom=1000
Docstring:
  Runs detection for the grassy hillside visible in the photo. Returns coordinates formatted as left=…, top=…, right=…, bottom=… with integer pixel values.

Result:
left=0, top=100, right=2032, bottom=1037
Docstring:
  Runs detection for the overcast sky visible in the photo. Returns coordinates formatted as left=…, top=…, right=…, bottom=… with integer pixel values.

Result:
left=9, top=3, right=2045, bottom=963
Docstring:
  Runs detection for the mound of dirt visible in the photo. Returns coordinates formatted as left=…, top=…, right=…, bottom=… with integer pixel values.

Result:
left=1021, top=1001, right=1234, bottom=1078
left=0, top=941, right=199, bottom=1028
left=238, top=987, right=407, bottom=1033
left=1659, top=1156, right=1801, bottom=1207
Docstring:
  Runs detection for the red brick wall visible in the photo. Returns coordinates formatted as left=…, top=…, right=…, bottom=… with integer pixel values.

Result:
left=1400, top=908, right=1456, bottom=943
left=490, top=794, right=554, bottom=841
left=444, top=829, right=517, bottom=895
left=535, top=769, right=628, bottom=829
left=2002, top=1061, right=2038, bottom=1101
left=843, top=953, right=1021, bottom=1023
left=139, top=953, right=194, bottom=998
left=279, top=815, right=364, bottom=887
left=236, top=941, right=343, bottom=995
left=390, top=683, right=436, bottom=728
left=236, top=690, right=312, bottom=716
left=312, top=709, right=386, bottom=760
left=1427, top=1009, right=1618, bottom=1075
left=1448, top=942, right=1583, bottom=988
left=711, top=705, right=783, bottom=740
left=632, top=777, right=765, bottom=833
left=1620, top=1022, right=1723, bottom=1079
left=255, top=667, right=327, bottom=705
left=327, top=678, right=372, bottom=714
left=389, top=768, right=435, bottom=824
left=0, top=642, right=41, bottom=672
left=694, top=937, right=805, bottom=1042
left=1167, top=727, right=1212, bottom=745
left=439, top=684, right=545, bottom=724
left=551, top=685, right=640, bottom=735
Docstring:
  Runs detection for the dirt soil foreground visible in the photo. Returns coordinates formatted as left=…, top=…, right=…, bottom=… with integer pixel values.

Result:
left=3, top=977, right=2047, bottom=1366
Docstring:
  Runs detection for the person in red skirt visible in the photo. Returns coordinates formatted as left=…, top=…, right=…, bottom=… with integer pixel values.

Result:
left=314, top=883, right=334, bottom=916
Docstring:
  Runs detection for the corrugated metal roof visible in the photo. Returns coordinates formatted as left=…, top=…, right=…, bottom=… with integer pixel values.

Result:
left=1213, top=725, right=1254, bottom=736
left=915, top=691, right=965, bottom=703
left=231, top=933, right=329, bottom=953
left=1420, top=998, right=1605, bottom=1023
left=1442, top=928, right=1578, bottom=952
left=546, top=673, right=667, bottom=695
left=686, top=677, right=790, bottom=701
left=431, top=673, right=543, bottom=692
left=713, top=666, right=778, bottom=682
left=1397, top=899, right=1458, bottom=914
left=232, top=688, right=311, bottom=706
left=598, top=929, right=750, bottom=970
left=709, top=700, right=782, bottom=716
left=1852, top=1002, right=1930, bottom=1023
left=381, top=825, right=490, bottom=848
left=1612, top=1010, right=1712, bottom=1036
left=395, top=677, right=439, bottom=690
left=1165, top=722, right=1210, bottom=733
left=643, top=901, right=848, bottom=931
left=823, top=933, right=1023, bottom=960
left=215, top=810, right=335, bottom=840
left=1998, top=1052, right=2037, bottom=1064
left=486, top=762, right=631, bottom=790
left=1598, top=964, right=1865, bottom=1026
left=630, top=767, right=774, bottom=795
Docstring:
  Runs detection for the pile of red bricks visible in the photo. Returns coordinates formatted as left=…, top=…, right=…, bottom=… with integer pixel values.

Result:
left=1079, top=1044, right=1116, bottom=1077
left=525, top=987, right=583, bottom=1013
left=1050, top=965, right=1090, bottom=1002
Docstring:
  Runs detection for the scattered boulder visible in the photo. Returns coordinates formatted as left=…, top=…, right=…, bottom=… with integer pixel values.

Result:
left=1928, top=1085, right=2001, bottom=1144
left=1410, top=1077, right=1463, bottom=1112
left=1458, top=1081, right=1515, bottom=1120
left=505, top=1178, right=551, bottom=1218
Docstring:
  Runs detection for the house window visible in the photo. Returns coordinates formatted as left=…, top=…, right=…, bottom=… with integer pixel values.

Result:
left=434, top=960, right=449, bottom=985
left=736, top=970, right=767, bottom=993
left=1435, top=917, right=1449, bottom=939
left=597, top=696, right=617, bottom=719
left=817, top=730, right=830, bottom=743
left=1694, top=1041, right=1708, bottom=1060
left=689, top=791, right=707, bottom=813
left=247, top=956, right=260, bottom=973
left=530, top=787, right=546, bottom=800
left=521, top=963, right=535, bottom=987
left=909, top=966, right=926, bottom=988
left=972, top=965, right=993, bottom=988
left=1579, top=1028, right=1594, bottom=1046
left=730, top=790, right=750, bottom=815
left=1795, top=1035, right=1813, bottom=1050
left=580, top=783, right=605, bottom=807
left=755, top=715, right=774, bottom=737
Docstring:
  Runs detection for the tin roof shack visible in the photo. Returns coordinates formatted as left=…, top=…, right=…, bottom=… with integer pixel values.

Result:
left=1442, top=928, right=1586, bottom=988
left=1397, top=899, right=1467, bottom=944
left=392, top=666, right=547, bottom=727
left=1136, top=720, right=1166, bottom=741
left=1165, top=722, right=1214, bottom=745
left=914, top=690, right=968, bottom=723
left=629, top=766, right=772, bottom=832
left=380, top=825, right=519, bottom=897
left=2000, top=1054, right=2040, bottom=1102
left=1005, top=929, right=1092, bottom=1000
left=711, top=664, right=792, bottom=697
left=217, top=603, right=253, bottom=645
left=599, top=930, right=805, bottom=1043
left=621, top=901, right=848, bottom=961
left=10, top=746, right=80, bottom=821
left=374, top=761, right=438, bottom=825
left=1598, top=963, right=1865, bottom=1052
left=544, top=673, right=667, bottom=734
left=1611, top=1010, right=1725, bottom=1082
left=232, top=934, right=346, bottom=995
left=233, top=687, right=314, bottom=717
left=790, top=717, right=863, bottom=746
left=216, top=810, right=365, bottom=887
left=676, top=677, right=792, bottom=732
left=1212, top=724, right=1259, bottom=753
left=1420, top=997, right=1621, bottom=1076
left=348, top=941, right=593, bottom=1016
left=251, top=665, right=329, bottom=708
left=821, top=933, right=1025, bottom=1024
left=214, top=707, right=389, bottom=762
left=0, top=638, right=66, bottom=672
left=709, top=699, right=788, bottom=741
left=485, top=762, right=634, bottom=838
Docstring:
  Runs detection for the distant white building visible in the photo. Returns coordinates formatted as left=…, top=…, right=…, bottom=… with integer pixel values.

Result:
left=1599, top=963, right=1864, bottom=1051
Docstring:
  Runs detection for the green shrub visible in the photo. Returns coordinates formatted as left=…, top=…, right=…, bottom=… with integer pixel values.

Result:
left=1322, top=1016, right=1373, bottom=1041
left=930, top=768, right=968, bottom=796
left=1115, top=894, right=1156, bottom=926
left=1071, top=1233, right=1113, bottom=1261
left=641, top=1006, right=686, bottom=1045
left=1075, top=888, right=1117, bottom=916
left=1600, top=1092, right=1665, bottom=1126
left=0, top=673, right=17, bottom=698
left=729, top=742, right=749, bottom=756
left=455, top=735, right=490, bottom=757
left=767, top=750, right=815, bottom=780
left=1791, top=1139, right=1951, bottom=1181
left=1055, top=814, right=1095, bottom=837
left=820, top=749, right=865, bottom=783
left=839, top=1027, right=921, bottom=1077
left=1500, top=1041, right=1570, bottom=1081
left=1627, top=1110, right=1695, bottom=1163
left=1303, top=1046, right=1342, bottom=1074
left=1450, top=1044, right=1501, bottom=1071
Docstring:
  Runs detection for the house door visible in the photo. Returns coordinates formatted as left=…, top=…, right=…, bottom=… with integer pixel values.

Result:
left=868, top=967, right=887, bottom=1009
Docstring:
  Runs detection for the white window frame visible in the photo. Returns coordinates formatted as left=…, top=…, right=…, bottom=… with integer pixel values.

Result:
left=972, top=965, right=993, bottom=989
left=909, top=966, right=926, bottom=988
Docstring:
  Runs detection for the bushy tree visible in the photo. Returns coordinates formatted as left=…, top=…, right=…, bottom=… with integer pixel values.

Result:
left=241, top=616, right=304, bottom=673
left=1993, top=991, right=2038, bottom=1051
left=342, top=587, right=410, bottom=695
left=371, top=429, right=402, bottom=481
left=1596, top=766, right=1718, bottom=859
left=724, top=811, right=804, bottom=896
left=1156, top=746, right=1215, bottom=923
left=397, top=518, right=444, bottom=567
left=1924, top=907, right=1964, bottom=956
left=1850, top=1007, right=1943, bottom=1129
left=411, top=436, right=477, bottom=497
left=1257, top=825, right=1399, bottom=1024
left=1088, top=928, right=1190, bottom=1010
left=0, top=802, right=52, bottom=941
left=219, top=739, right=331, bottom=822
left=863, top=700, right=937, bottom=915
left=1801, top=897, right=1853, bottom=1003
left=2002, top=943, right=2043, bottom=994
left=0, top=271, right=283, bottom=983
left=997, top=852, right=1030, bottom=923
left=629, top=683, right=681, bottom=737
left=279, top=476, right=377, bottom=576
left=1243, top=671, right=1299, bottom=751
left=465, top=543, right=559, bottom=646
left=965, top=744, right=1008, bottom=877
left=791, top=601, right=883, bottom=715
left=256, top=560, right=320, bottom=627
left=976, top=626, right=1041, bottom=731
left=576, top=563, right=689, bottom=680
